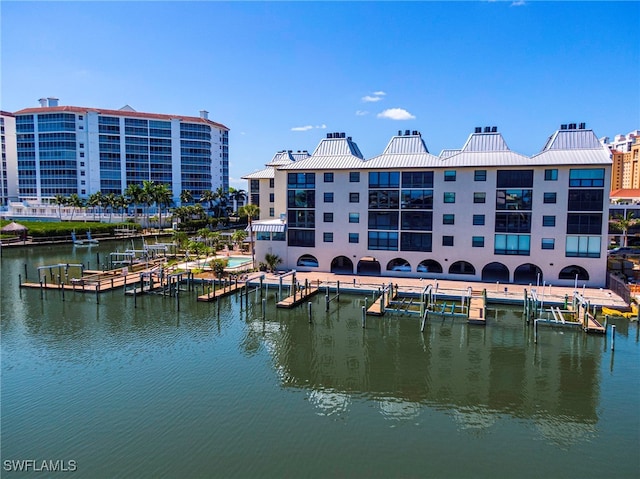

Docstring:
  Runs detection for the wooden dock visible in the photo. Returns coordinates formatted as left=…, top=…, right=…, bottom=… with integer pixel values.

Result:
left=276, top=287, right=319, bottom=308
left=467, top=294, right=486, bottom=325
left=197, top=281, right=243, bottom=302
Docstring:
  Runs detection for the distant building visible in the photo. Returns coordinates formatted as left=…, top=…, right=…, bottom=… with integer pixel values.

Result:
left=602, top=130, right=640, bottom=191
left=12, top=98, right=229, bottom=205
left=0, top=111, right=18, bottom=207
left=244, top=124, right=612, bottom=287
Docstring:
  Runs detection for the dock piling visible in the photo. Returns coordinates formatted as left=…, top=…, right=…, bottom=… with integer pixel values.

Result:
left=308, top=301, right=312, bottom=323
left=362, top=306, right=366, bottom=328
left=611, top=324, right=616, bottom=351
left=262, top=298, right=266, bottom=321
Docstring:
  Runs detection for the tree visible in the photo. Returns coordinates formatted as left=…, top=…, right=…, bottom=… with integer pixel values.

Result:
left=180, top=189, right=193, bottom=206
left=142, top=180, right=157, bottom=227
left=200, top=190, right=215, bottom=215
left=239, top=203, right=260, bottom=268
left=154, top=183, right=173, bottom=229
left=104, top=193, right=117, bottom=223
left=232, top=229, right=247, bottom=251
left=210, top=258, right=229, bottom=278
left=67, top=193, right=84, bottom=221
left=610, top=212, right=640, bottom=247
left=52, top=194, right=67, bottom=220
left=228, top=187, right=247, bottom=214
left=124, top=183, right=144, bottom=224
left=87, top=192, right=103, bottom=221
left=264, top=253, right=282, bottom=273
left=215, top=187, right=227, bottom=218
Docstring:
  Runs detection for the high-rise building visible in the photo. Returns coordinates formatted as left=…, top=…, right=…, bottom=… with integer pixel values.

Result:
left=0, top=111, right=18, bottom=207
left=244, top=124, right=612, bottom=287
left=13, top=98, right=229, bottom=204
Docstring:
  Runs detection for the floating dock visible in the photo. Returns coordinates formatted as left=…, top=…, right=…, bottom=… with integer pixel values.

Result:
left=276, top=286, right=319, bottom=308
left=197, top=280, right=244, bottom=302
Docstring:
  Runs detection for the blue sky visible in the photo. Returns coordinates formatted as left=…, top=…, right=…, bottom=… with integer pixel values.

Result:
left=2, top=1, right=639, bottom=189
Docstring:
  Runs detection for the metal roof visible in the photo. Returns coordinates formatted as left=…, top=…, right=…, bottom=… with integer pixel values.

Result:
left=311, top=137, right=364, bottom=159
left=241, top=167, right=274, bottom=179
left=439, top=149, right=460, bottom=159
left=381, top=134, right=430, bottom=155
left=265, top=150, right=310, bottom=166
left=530, top=148, right=612, bottom=165
left=541, top=129, right=603, bottom=151
left=460, top=132, right=510, bottom=152
left=278, top=155, right=367, bottom=170
left=246, top=220, right=286, bottom=233
left=365, top=153, right=439, bottom=169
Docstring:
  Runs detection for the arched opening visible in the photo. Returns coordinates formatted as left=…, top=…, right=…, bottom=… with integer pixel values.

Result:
left=481, top=262, right=510, bottom=282
left=559, top=265, right=589, bottom=281
left=297, top=254, right=318, bottom=268
left=417, top=260, right=443, bottom=274
left=513, top=263, right=542, bottom=284
left=449, top=261, right=475, bottom=275
left=357, top=256, right=381, bottom=276
left=331, top=256, right=354, bottom=274
left=387, top=258, right=411, bottom=272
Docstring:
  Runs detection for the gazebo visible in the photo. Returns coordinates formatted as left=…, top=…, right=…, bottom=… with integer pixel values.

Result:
left=1, top=221, right=28, bottom=240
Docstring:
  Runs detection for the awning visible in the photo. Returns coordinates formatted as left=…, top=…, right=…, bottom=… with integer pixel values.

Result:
left=246, top=222, right=286, bottom=233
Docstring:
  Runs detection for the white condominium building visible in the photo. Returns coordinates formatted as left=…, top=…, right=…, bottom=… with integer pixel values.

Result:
left=244, top=125, right=612, bottom=287
left=13, top=98, right=229, bottom=204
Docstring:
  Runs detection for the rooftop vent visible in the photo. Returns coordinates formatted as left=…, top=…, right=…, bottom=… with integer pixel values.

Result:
left=491, top=126, right=497, bottom=133
left=398, top=130, right=402, bottom=136
left=561, top=124, right=568, bottom=130
left=579, top=122, right=586, bottom=129
left=38, top=98, right=48, bottom=107
left=199, top=110, right=209, bottom=120
left=347, top=136, right=352, bottom=141
left=569, top=123, right=577, bottom=130
left=47, top=97, right=59, bottom=107
left=327, top=133, right=333, bottom=138
left=475, top=127, right=482, bottom=133
left=405, top=130, right=410, bottom=135
left=484, top=127, right=490, bottom=133
left=340, top=132, right=345, bottom=138
left=412, top=130, right=418, bottom=135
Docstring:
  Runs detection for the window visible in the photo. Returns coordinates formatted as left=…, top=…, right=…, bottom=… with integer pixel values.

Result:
left=567, top=213, right=602, bottom=235
left=349, top=192, right=359, bottom=203
left=79, top=143, right=84, bottom=148
left=287, top=190, right=315, bottom=208
left=269, top=193, right=274, bottom=202
left=494, top=234, right=530, bottom=255
left=323, top=212, right=333, bottom=222
left=542, top=238, right=555, bottom=250
left=324, top=192, right=334, bottom=203
left=472, top=236, right=484, bottom=247
left=349, top=212, right=359, bottom=223
left=543, top=192, right=557, bottom=204
left=497, top=170, right=533, bottom=188
left=368, top=211, right=398, bottom=230
left=80, top=162, right=85, bottom=167
left=496, top=189, right=532, bottom=210
left=443, top=192, right=455, bottom=203
left=368, top=231, right=398, bottom=250
left=473, top=214, right=485, bottom=226
left=443, top=214, right=455, bottom=225
left=400, top=232, right=431, bottom=252
left=349, top=172, right=360, bottom=182
left=400, top=190, right=431, bottom=209
left=474, top=170, right=487, bottom=181
left=542, top=215, right=556, bottom=227
left=442, top=236, right=454, bottom=246
left=269, top=207, right=274, bottom=217
left=369, top=171, right=399, bottom=188
left=566, top=236, right=600, bottom=258
left=80, top=171, right=85, bottom=176
left=402, top=211, right=432, bottom=230
left=402, top=171, right=433, bottom=188
left=287, top=173, right=315, bottom=188
left=250, top=179, right=260, bottom=192
left=81, top=189, right=86, bottom=195
left=324, top=172, right=334, bottom=182
left=79, top=152, right=85, bottom=158
left=323, top=232, right=334, bottom=242
left=444, top=170, right=456, bottom=182
left=568, top=190, right=603, bottom=211
left=495, top=212, right=532, bottom=233
left=269, top=178, right=274, bottom=188
left=544, top=169, right=558, bottom=181
left=257, top=232, right=270, bottom=241
left=569, top=168, right=605, bottom=187
left=473, top=192, right=486, bottom=203
left=349, top=233, right=359, bottom=243
left=288, top=210, right=315, bottom=228
left=288, top=229, right=315, bottom=247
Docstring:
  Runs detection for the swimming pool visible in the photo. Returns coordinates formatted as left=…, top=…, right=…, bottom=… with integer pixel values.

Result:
left=222, top=255, right=252, bottom=268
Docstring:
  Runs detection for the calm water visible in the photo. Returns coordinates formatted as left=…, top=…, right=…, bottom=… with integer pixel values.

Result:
left=1, top=243, right=639, bottom=478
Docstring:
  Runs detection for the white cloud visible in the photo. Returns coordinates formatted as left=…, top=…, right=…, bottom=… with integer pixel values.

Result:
left=373, top=91, right=386, bottom=96
left=355, top=110, right=369, bottom=116
left=362, top=95, right=383, bottom=103
left=291, top=124, right=327, bottom=132
left=377, top=108, right=416, bottom=121
left=511, top=0, right=525, bottom=6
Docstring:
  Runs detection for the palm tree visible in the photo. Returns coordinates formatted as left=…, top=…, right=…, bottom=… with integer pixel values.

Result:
left=124, top=183, right=144, bottom=224
left=118, top=194, right=131, bottom=221
left=232, top=229, right=247, bottom=251
left=264, top=253, right=282, bottom=273
left=228, top=187, right=247, bottom=214
left=153, top=183, right=173, bottom=229
left=610, top=212, right=640, bottom=247
left=67, top=193, right=84, bottom=221
left=239, top=203, right=260, bottom=268
left=103, top=193, right=117, bottom=223
left=52, top=194, right=67, bottom=220
left=142, top=180, right=157, bottom=228
left=215, top=187, right=227, bottom=218
left=87, top=192, right=103, bottom=221
left=180, top=189, right=193, bottom=206
left=200, top=190, right=215, bottom=215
